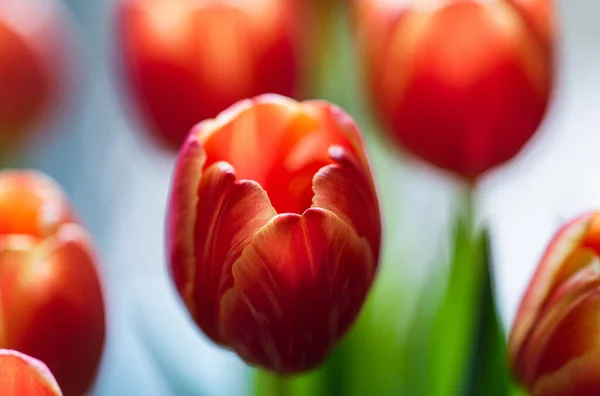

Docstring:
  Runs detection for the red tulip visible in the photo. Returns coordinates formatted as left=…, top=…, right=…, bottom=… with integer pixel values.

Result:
left=117, top=0, right=300, bottom=151
left=0, top=171, right=105, bottom=396
left=0, top=349, right=62, bottom=396
left=509, top=212, right=600, bottom=396
left=0, top=0, right=76, bottom=147
left=357, top=0, right=555, bottom=180
left=167, top=94, right=381, bottom=373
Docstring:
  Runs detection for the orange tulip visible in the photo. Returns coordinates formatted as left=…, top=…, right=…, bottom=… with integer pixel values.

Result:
left=117, top=0, right=301, bottom=151
left=0, top=171, right=105, bottom=396
left=509, top=212, right=600, bottom=396
left=0, top=349, right=62, bottom=396
left=357, top=0, right=555, bottom=179
left=0, top=0, right=76, bottom=147
left=167, top=94, right=381, bottom=373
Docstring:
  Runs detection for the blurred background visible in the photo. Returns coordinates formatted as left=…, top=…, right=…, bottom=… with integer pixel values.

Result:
left=12, top=0, right=600, bottom=394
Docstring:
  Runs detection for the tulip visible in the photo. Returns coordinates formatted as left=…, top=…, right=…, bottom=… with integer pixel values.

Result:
left=0, top=0, right=76, bottom=147
left=509, top=212, right=600, bottom=396
left=0, top=349, right=62, bottom=396
left=0, top=171, right=105, bottom=396
left=357, top=0, right=555, bottom=180
left=117, top=0, right=300, bottom=151
left=167, top=94, right=381, bottom=373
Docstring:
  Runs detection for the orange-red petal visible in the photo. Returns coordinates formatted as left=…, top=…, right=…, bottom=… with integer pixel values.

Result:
left=191, top=166, right=277, bottom=343
left=0, top=349, right=62, bottom=396
left=168, top=131, right=278, bottom=343
left=312, top=146, right=381, bottom=262
left=0, top=224, right=105, bottom=396
left=531, top=348, right=600, bottom=396
left=509, top=213, right=592, bottom=366
left=220, top=208, right=375, bottom=372
left=509, top=212, right=600, bottom=394
left=0, top=170, right=75, bottom=237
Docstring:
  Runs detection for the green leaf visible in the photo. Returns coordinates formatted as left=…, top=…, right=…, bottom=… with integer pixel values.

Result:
left=415, top=202, right=516, bottom=396
left=427, top=210, right=483, bottom=396
left=464, top=230, right=511, bottom=396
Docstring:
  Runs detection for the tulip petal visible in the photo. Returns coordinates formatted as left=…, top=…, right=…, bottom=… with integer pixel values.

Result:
left=0, top=225, right=105, bottom=396
left=169, top=131, right=279, bottom=343
left=526, top=288, right=600, bottom=396
left=509, top=213, right=592, bottom=365
left=220, top=208, right=374, bottom=373
left=167, top=134, right=207, bottom=312
left=0, top=170, right=75, bottom=237
left=532, top=348, right=600, bottom=396
left=191, top=163, right=277, bottom=343
left=312, top=146, right=381, bottom=262
left=0, top=349, right=62, bottom=396
left=517, top=279, right=600, bottom=386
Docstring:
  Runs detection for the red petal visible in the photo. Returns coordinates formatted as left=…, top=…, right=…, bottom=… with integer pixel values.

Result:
left=0, top=225, right=105, bottom=396
left=220, top=208, right=375, bottom=373
left=0, top=349, right=62, bottom=396
left=531, top=348, right=600, bottom=396
left=312, top=146, right=381, bottom=263
left=168, top=127, right=278, bottom=344
left=4, top=225, right=104, bottom=396
left=0, top=170, right=75, bottom=238
left=167, top=134, right=207, bottom=311
left=516, top=279, right=600, bottom=386
left=301, top=100, right=374, bottom=174
left=509, top=213, right=592, bottom=366
left=530, top=286, right=600, bottom=388
left=191, top=166, right=277, bottom=343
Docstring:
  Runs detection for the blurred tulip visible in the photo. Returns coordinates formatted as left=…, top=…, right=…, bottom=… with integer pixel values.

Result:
left=167, top=94, right=381, bottom=373
left=0, top=349, right=62, bottom=396
left=0, top=0, right=77, bottom=148
left=509, top=212, right=600, bottom=396
left=357, top=0, right=555, bottom=180
left=0, top=171, right=105, bottom=396
left=117, top=0, right=300, bottom=151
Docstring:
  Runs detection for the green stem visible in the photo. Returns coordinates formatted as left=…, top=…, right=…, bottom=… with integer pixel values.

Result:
left=252, top=371, right=289, bottom=396
left=304, top=1, right=341, bottom=99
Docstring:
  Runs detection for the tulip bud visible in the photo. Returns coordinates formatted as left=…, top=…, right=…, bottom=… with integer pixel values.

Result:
left=357, top=0, right=555, bottom=179
left=0, top=171, right=105, bottom=396
left=0, top=0, right=77, bottom=147
left=167, top=94, right=381, bottom=373
left=509, top=212, right=600, bottom=396
left=117, top=0, right=300, bottom=151
left=0, top=349, right=62, bottom=396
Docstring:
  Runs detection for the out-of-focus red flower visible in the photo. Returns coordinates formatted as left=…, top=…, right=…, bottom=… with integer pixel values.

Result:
left=167, top=94, right=381, bottom=373
left=356, top=0, right=555, bottom=180
left=509, top=212, right=600, bottom=396
left=117, top=0, right=300, bottom=151
left=0, top=171, right=105, bottom=396
left=0, top=0, right=76, bottom=147
left=0, top=349, right=62, bottom=396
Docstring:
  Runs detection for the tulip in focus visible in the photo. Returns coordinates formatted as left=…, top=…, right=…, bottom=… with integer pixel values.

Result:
left=0, top=0, right=77, bottom=147
left=357, top=0, right=555, bottom=179
left=509, top=212, right=600, bottom=396
left=0, top=349, right=62, bottom=396
left=167, top=94, right=381, bottom=373
left=0, top=171, right=105, bottom=396
left=117, top=0, right=300, bottom=150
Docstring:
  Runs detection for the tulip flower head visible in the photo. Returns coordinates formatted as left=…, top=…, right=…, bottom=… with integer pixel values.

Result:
left=509, top=212, right=600, bottom=396
left=117, top=0, right=300, bottom=150
left=167, top=94, right=381, bottom=373
left=0, top=0, right=76, bottom=147
left=0, top=171, right=105, bottom=396
left=358, top=0, right=555, bottom=180
left=0, top=349, right=62, bottom=396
